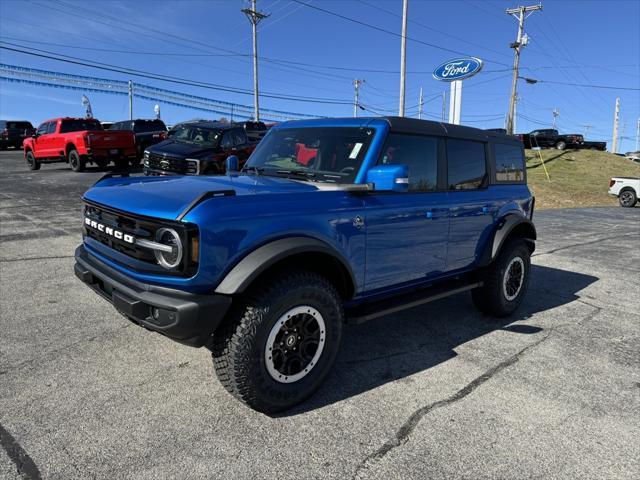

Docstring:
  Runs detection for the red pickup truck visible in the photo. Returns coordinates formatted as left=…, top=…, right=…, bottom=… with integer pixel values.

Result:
left=23, top=118, right=137, bottom=172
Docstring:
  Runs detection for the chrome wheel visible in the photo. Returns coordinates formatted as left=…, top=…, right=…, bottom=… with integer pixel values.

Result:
left=265, top=305, right=326, bottom=384
left=503, top=257, right=525, bottom=301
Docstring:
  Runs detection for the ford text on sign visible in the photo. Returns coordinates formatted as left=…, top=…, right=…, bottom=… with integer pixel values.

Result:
left=433, top=57, right=483, bottom=82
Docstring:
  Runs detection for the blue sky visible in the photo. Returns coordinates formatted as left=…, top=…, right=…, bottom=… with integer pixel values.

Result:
left=1, top=0, right=638, bottom=151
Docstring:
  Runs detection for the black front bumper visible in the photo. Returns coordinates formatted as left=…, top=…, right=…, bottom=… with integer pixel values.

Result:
left=74, top=244, right=232, bottom=347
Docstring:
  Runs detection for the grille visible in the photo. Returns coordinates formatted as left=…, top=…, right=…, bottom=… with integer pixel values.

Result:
left=147, top=152, right=187, bottom=174
left=84, top=203, right=158, bottom=264
left=83, top=202, right=199, bottom=276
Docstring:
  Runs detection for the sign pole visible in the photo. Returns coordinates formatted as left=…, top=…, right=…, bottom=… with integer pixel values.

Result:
left=433, top=57, right=482, bottom=125
left=448, top=80, right=462, bottom=125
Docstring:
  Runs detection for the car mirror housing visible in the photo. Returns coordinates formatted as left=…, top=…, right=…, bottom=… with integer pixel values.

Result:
left=366, top=164, right=409, bottom=192
left=226, top=155, right=239, bottom=173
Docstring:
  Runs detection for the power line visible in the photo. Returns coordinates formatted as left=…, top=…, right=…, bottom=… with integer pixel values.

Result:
left=0, top=43, right=355, bottom=105
left=290, top=0, right=512, bottom=68
left=357, top=0, right=513, bottom=62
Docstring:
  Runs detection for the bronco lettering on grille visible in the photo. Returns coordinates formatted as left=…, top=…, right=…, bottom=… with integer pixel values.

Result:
left=85, top=217, right=135, bottom=244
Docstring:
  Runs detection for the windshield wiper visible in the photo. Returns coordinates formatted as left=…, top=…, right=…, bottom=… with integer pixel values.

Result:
left=275, top=169, right=316, bottom=181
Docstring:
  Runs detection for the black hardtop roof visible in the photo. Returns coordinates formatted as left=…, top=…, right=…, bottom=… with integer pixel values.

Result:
left=382, top=116, right=520, bottom=144
left=112, top=118, right=166, bottom=123
left=174, top=120, right=237, bottom=130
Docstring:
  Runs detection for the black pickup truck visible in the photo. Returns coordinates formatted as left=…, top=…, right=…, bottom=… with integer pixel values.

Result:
left=517, top=129, right=606, bottom=151
left=143, top=120, right=257, bottom=176
left=0, top=120, right=35, bottom=149
left=110, top=119, right=168, bottom=162
left=517, top=129, right=582, bottom=150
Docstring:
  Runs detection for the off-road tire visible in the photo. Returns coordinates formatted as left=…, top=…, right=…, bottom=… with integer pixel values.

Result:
left=210, top=269, right=343, bottom=413
left=26, top=151, right=40, bottom=170
left=68, top=149, right=85, bottom=172
left=555, top=141, right=566, bottom=151
left=472, top=239, right=531, bottom=318
left=619, top=188, right=637, bottom=208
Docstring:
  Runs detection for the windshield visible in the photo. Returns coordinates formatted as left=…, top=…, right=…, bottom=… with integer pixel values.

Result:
left=171, top=124, right=221, bottom=146
left=245, top=127, right=374, bottom=183
left=134, top=120, right=166, bottom=133
left=60, top=120, right=103, bottom=133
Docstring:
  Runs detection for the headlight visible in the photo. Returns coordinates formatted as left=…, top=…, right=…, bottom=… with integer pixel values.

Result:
left=143, top=150, right=150, bottom=167
left=154, top=228, right=183, bottom=269
left=185, top=158, right=200, bottom=175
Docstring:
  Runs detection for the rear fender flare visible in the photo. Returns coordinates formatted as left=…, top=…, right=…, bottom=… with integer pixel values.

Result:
left=478, top=214, right=536, bottom=266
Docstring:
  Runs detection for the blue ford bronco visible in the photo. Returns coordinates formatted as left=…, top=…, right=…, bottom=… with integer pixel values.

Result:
left=75, top=117, right=536, bottom=413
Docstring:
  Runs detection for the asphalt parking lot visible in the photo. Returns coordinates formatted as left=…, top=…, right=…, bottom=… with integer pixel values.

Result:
left=1, top=149, right=639, bottom=480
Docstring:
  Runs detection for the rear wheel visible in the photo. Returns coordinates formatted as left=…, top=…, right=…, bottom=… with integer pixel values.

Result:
left=68, top=149, right=85, bottom=172
left=472, top=239, right=531, bottom=318
left=210, top=269, right=343, bottom=413
left=619, top=189, right=637, bottom=208
left=26, top=151, right=40, bottom=171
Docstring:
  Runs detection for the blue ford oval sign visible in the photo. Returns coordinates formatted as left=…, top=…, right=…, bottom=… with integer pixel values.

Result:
left=433, top=57, right=483, bottom=82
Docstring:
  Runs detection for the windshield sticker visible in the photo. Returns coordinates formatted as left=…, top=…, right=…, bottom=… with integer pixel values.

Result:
left=349, top=143, right=363, bottom=159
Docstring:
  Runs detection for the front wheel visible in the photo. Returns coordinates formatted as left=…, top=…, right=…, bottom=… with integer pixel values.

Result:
left=555, top=141, right=566, bottom=150
left=26, top=151, right=40, bottom=170
left=472, top=239, right=531, bottom=318
left=619, top=189, right=637, bottom=208
left=210, top=269, right=343, bottom=413
left=68, top=149, right=85, bottom=172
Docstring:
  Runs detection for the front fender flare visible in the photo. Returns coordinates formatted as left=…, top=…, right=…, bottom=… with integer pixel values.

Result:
left=214, top=237, right=357, bottom=295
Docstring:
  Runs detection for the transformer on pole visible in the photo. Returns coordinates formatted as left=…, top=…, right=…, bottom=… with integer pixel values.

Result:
left=505, top=3, right=542, bottom=135
left=242, top=0, right=269, bottom=122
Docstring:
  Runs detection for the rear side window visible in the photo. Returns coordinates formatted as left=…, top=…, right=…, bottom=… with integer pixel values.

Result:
left=60, top=120, right=102, bottom=133
left=447, top=139, right=487, bottom=190
left=133, top=120, right=166, bottom=133
left=379, top=133, right=438, bottom=192
left=494, top=143, right=525, bottom=182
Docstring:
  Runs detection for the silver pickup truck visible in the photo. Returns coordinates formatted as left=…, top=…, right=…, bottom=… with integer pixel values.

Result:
left=609, top=177, right=640, bottom=207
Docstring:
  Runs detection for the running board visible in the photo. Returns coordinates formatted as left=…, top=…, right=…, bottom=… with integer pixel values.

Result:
left=346, top=280, right=483, bottom=324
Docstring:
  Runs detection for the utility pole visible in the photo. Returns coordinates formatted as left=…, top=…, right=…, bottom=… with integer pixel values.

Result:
left=353, top=79, right=365, bottom=117
left=582, top=124, right=592, bottom=137
left=441, top=90, right=446, bottom=122
left=505, top=3, right=542, bottom=135
left=242, top=0, right=268, bottom=121
left=128, top=80, right=133, bottom=120
left=398, top=0, right=408, bottom=116
left=418, top=86, right=424, bottom=119
left=552, top=107, right=559, bottom=129
left=612, top=97, right=620, bottom=153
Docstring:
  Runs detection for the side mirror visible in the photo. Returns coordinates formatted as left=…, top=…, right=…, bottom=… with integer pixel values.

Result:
left=226, top=155, right=239, bottom=173
left=366, top=164, right=409, bottom=192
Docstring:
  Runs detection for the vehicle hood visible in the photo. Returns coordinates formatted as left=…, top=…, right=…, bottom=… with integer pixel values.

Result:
left=83, top=174, right=322, bottom=220
left=147, top=139, right=219, bottom=158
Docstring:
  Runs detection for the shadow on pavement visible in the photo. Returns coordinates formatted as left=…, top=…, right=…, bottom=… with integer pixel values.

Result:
left=282, top=264, right=598, bottom=416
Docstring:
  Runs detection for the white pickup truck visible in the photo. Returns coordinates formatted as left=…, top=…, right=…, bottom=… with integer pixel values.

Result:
left=609, top=177, right=640, bottom=207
